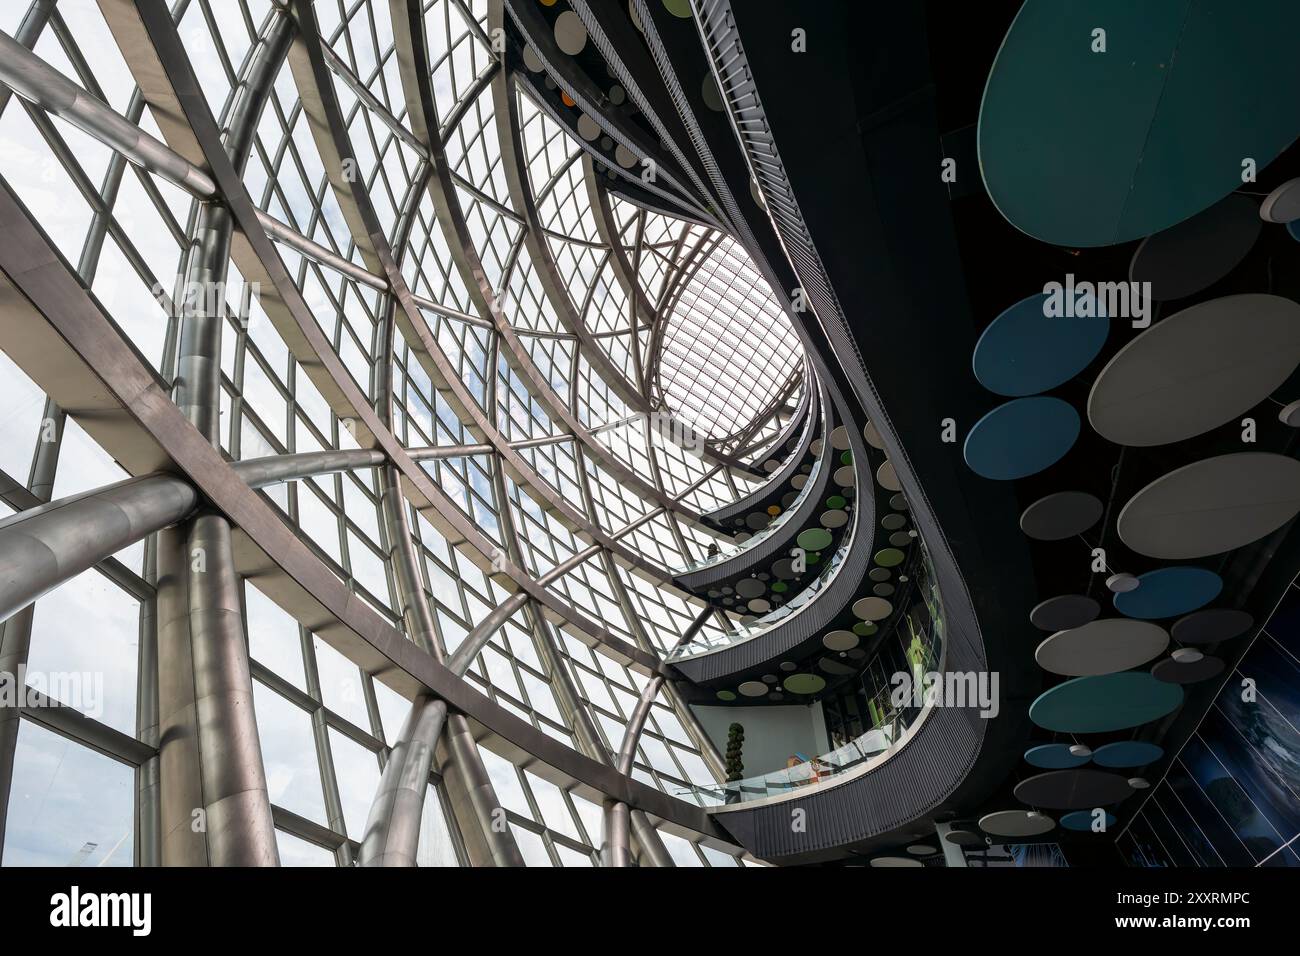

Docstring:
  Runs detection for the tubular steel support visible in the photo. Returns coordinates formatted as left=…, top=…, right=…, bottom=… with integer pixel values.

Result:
left=150, top=3, right=294, bottom=868
left=358, top=588, right=530, bottom=867
left=232, top=448, right=386, bottom=489
left=601, top=604, right=713, bottom=866
left=184, top=513, right=280, bottom=865
left=0, top=28, right=216, bottom=197
left=0, top=475, right=197, bottom=625
left=630, top=809, right=675, bottom=868
left=358, top=692, right=448, bottom=867
left=601, top=674, right=664, bottom=867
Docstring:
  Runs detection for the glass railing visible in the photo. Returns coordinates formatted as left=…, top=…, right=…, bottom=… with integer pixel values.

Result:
left=680, top=715, right=905, bottom=806
left=675, top=451, right=826, bottom=575
left=667, top=506, right=860, bottom=660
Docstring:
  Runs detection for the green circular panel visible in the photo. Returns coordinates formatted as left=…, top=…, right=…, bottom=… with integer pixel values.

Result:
left=716, top=690, right=736, bottom=701
left=840, top=451, right=853, bottom=465
left=797, top=528, right=833, bottom=551
left=783, top=673, right=827, bottom=695
left=771, top=582, right=788, bottom=593
left=826, top=495, right=847, bottom=509
left=978, top=0, right=1300, bottom=247
left=662, top=0, right=692, bottom=18
left=806, top=552, right=821, bottom=565
left=853, top=621, right=878, bottom=637
left=874, top=548, right=905, bottom=567
left=1029, top=672, right=1183, bottom=733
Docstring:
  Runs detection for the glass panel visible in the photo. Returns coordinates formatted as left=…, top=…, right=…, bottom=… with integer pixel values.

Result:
left=417, top=786, right=459, bottom=867
left=276, top=829, right=336, bottom=867
left=252, top=680, right=328, bottom=826
left=1, top=720, right=133, bottom=867
left=327, top=729, right=381, bottom=839
left=26, top=568, right=140, bottom=736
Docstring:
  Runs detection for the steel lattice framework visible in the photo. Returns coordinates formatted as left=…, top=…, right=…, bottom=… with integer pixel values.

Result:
left=0, top=0, right=819, bottom=868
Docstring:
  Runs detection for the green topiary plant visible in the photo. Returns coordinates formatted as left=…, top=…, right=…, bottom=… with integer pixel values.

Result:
left=724, top=722, right=745, bottom=782
left=723, top=722, right=745, bottom=805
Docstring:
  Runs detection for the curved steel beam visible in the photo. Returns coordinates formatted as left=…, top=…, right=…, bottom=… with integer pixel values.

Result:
left=287, top=0, right=696, bottom=585
left=501, top=0, right=720, bottom=228
left=486, top=28, right=713, bottom=555
left=567, top=0, right=726, bottom=228
left=0, top=177, right=727, bottom=847
left=95, top=1, right=662, bottom=673
left=488, top=58, right=650, bottom=416
left=491, top=65, right=736, bottom=528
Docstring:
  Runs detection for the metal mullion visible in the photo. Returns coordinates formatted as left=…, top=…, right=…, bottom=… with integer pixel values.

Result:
left=320, top=705, right=383, bottom=753
left=249, top=659, right=317, bottom=714
left=194, top=0, right=240, bottom=91
left=17, top=692, right=155, bottom=768
left=270, top=804, right=346, bottom=853
left=299, top=622, right=352, bottom=862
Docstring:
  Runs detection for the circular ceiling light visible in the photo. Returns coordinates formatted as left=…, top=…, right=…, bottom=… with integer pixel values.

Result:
left=978, top=810, right=1054, bottom=838
left=1030, top=594, right=1100, bottom=632
left=1030, top=672, right=1183, bottom=733
left=1113, top=567, right=1221, bottom=619
left=1170, top=608, right=1253, bottom=645
left=1261, top=177, right=1300, bottom=223
left=822, top=630, right=859, bottom=651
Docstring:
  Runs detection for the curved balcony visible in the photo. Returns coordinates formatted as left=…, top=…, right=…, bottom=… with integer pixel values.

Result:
left=690, top=538, right=990, bottom=863
left=668, top=405, right=875, bottom=682
left=703, top=369, right=819, bottom=526
left=673, top=385, right=831, bottom=590
left=680, top=545, right=944, bottom=807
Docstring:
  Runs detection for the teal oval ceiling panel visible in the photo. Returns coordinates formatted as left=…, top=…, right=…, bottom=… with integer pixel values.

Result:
left=1029, top=672, right=1183, bottom=733
left=1025, top=743, right=1090, bottom=770
left=1092, top=740, right=1165, bottom=768
left=973, top=293, right=1109, bottom=396
left=963, top=397, right=1079, bottom=480
left=978, top=0, right=1300, bottom=247
left=1113, top=567, right=1221, bottom=620
left=1061, top=810, right=1117, bottom=832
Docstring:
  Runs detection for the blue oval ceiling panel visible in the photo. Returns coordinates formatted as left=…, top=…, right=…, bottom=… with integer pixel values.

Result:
left=1060, top=810, right=1117, bottom=832
left=964, top=397, right=1079, bottom=480
left=1092, top=741, right=1165, bottom=768
left=1025, top=743, right=1090, bottom=770
left=978, top=0, right=1300, bottom=246
left=1029, top=672, right=1184, bottom=733
left=1113, top=567, right=1222, bottom=619
left=973, top=293, right=1110, bottom=396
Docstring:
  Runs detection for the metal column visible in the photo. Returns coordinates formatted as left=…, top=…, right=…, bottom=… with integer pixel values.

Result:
left=150, top=6, right=295, bottom=867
